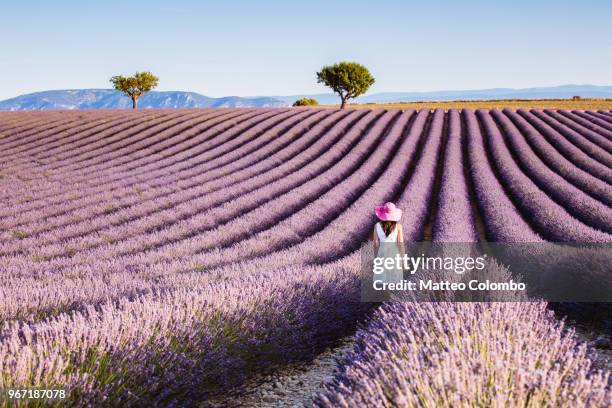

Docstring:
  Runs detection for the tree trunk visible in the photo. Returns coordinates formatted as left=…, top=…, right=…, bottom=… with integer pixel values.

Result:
left=340, top=98, right=348, bottom=110
left=132, top=96, right=138, bottom=110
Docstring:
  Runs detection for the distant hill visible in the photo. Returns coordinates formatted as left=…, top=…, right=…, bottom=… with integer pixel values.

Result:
left=274, top=84, right=612, bottom=105
left=0, top=89, right=287, bottom=111
left=2, top=85, right=611, bottom=111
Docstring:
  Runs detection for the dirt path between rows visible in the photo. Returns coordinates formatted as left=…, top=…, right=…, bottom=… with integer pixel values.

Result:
left=204, top=338, right=354, bottom=408
left=571, top=321, right=612, bottom=372
left=202, top=314, right=611, bottom=408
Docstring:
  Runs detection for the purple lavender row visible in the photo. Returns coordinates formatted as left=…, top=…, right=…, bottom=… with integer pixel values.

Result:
left=469, top=110, right=611, bottom=300
left=39, top=109, right=275, bottom=176
left=0, top=110, right=149, bottom=135
left=0, top=111, right=152, bottom=188
left=0, top=111, right=416, bottom=362
left=570, top=110, right=612, bottom=135
left=320, top=107, right=608, bottom=403
left=0, top=112, right=103, bottom=151
left=131, top=110, right=401, bottom=266
left=464, top=109, right=543, bottom=241
left=512, top=111, right=612, bottom=206
left=0, top=109, right=81, bottom=126
left=520, top=110, right=612, bottom=166
left=5, top=110, right=199, bottom=162
left=317, top=132, right=608, bottom=405
left=0, top=111, right=304, bottom=207
left=593, top=110, right=612, bottom=122
left=315, top=302, right=610, bottom=407
left=0, top=108, right=415, bottom=330
left=0, top=110, right=419, bottom=322
left=0, top=110, right=330, bottom=242
left=178, top=109, right=423, bottom=268
left=0, top=111, right=384, bottom=278
left=0, top=110, right=172, bottom=190
left=0, top=111, right=61, bottom=132
left=3, top=107, right=464, bottom=268
left=492, top=110, right=612, bottom=232
left=0, top=110, right=202, bottom=199
left=5, top=110, right=395, bottom=269
left=0, top=110, right=292, bottom=213
left=478, top=109, right=611, bottom=242
left=520, top=111, right=612, bottom=184
left=583, top=110, right=612, bottom=128
left=0, top=109, right=286, bottom=218
left=500, top=111, right=612, bottom=184
left=514, top=112, right=612, bottom=201
left=318, top=115, right=572, bottom=406
left=0, top=260, right=371, bottom=405
left=29, top=112, right=166, bottom=159
left=387, top=109, right=441, bottom=242
left=0, top=111, right=107, bottom=149
left=7, top=107, right=608, bottom=220
left=0, top=109, right=230, bottom=182
left=0, top=110, right=390, bottom=278
left=0, top=110, right=358, bottom=257
left=84, top=110, right=275, bottom=174
left=0, top=110, right=232, bottom=202
left=559, top=110, right=612, bottom=139
left=539, top=110, right=612, bottom=154
left=5, top=109, right=249, bottom=177
left=433, top=109, right=478, bottom=242
left=86, top=109, right=315, bottom=178
left=0, top=111, right=173, bottom=196
left=0, top=110, right=148, bottom=159
left=0, top=110, right=268, bottom=217
left=0, top=109, right=139, bottom=136
left=20, top=110, right=289, bottom=202
left=0, top=109, right=181, bottom=164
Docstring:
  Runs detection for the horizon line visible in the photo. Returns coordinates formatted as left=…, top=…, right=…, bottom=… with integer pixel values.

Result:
left=2, top=83, right=612, bottom=101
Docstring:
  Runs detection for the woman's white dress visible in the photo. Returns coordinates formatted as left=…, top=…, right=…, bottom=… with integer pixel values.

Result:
left=375, top=222, right=403, bottom=284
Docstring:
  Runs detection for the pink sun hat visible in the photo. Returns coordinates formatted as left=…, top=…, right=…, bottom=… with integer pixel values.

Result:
left=375, top=202, right=403, bottom=221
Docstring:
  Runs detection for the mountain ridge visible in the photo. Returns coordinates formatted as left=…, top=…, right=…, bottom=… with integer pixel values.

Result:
left=1, top=85, right=611, bottom=110
left=0, top=89, right=286, bottom=111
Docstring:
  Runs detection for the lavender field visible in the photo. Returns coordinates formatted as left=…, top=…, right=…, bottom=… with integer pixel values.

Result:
left=0, top=107, right=611, bottom=407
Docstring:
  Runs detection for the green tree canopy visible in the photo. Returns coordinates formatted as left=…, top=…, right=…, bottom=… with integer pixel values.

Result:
left=292, top=97, right=319, bottom=107
left=316, top=62, right=375, bottom=109
left=110, top=71, right=159, bottom=109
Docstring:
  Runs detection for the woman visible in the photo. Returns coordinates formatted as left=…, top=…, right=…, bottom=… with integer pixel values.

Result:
left=372, top=202, right=405, bottom=285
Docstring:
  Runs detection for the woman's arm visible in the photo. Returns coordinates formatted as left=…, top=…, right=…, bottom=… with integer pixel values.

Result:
left=397, top=223, right=405, bottom=257
left=372, top=225, right=379, bottom=253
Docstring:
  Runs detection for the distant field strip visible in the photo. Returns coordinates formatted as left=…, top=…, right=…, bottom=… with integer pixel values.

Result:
left=339, top=98, right=612, bottom=110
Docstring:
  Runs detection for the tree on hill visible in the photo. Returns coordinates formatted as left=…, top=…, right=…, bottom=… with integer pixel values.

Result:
left=316, top=62, right=375, bottom=109
left=293, top=97, right=319, bottom=107
left=110, top=71, right=159, bottom=110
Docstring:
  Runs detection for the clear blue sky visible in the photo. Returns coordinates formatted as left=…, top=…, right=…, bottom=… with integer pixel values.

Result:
left=1, top=0, right=610, bottom=100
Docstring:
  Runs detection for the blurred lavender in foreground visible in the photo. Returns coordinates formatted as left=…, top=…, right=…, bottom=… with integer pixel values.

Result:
left=315, top=302, right=611, bottom=407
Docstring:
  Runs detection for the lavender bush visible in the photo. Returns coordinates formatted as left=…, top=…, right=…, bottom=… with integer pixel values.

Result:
left=493, top=109, right=612, bottom=232
left=519, top=110, right=612, bottom=166
left=572, top=110, right=612, bottom=132
left=315, top=302, right=610, bottom=407
left=537, top=110, right=612, bottom=154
